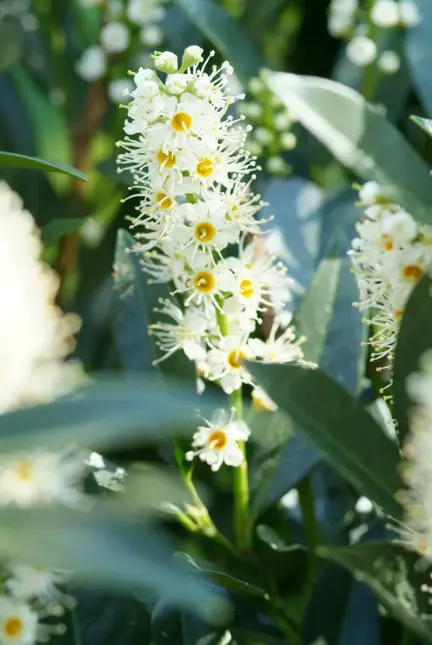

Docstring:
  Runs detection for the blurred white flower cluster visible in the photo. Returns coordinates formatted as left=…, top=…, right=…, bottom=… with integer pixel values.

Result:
left=117, top=46, right=304, bottom=471
left=239, top=74, right=298, bottom=177
left=0, top=182, right=86, bottom=644
left=76, top=0, right=169, bottom=103
left=328, top=0, right=420, bottom=74
left=398, top=350, right=432, bottom=560
left=349, top=180, right=432, bottom=362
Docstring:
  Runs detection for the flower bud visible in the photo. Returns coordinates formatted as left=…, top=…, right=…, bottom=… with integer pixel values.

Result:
left=182, top=45, right=204, bottom=68
left=165, top=73, right=189, bottom=95
left=154, top=51, right=178, bottom=74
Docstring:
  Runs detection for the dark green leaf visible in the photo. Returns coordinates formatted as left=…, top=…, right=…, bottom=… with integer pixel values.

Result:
left=200, top=571, right=269, bottom=600
left=410, top=115, right=432, bottom=137
left=249, top=363, right=404, bottom=518
left=113, top=229, right=194, bottom=378
left=268, top=73, right=432, bottom=225
left=318, top=542, right=432, bottom=643
left=0, top=151, right=87, bottom=181
left=393, top=273, right=432, bottom=445
left=0, top=507, right=213, bottom=615
left=174, top=0, right=264, bottom=84
left=42, top=218, right=87, bottom=245
left=0, top=376, right=218, bottom=454
left=0, top=21, right=22, bottom=72
left=406, top=0, right=432, bottom=117
left=255, top=526, right=308, bottom=588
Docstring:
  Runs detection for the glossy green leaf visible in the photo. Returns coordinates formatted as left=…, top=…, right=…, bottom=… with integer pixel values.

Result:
left=249, top=363, right=404, bottom=518
left=200, top=570, right=269, bottom=600
left=0, top=21, right=22, bottom=72
left=406, top=0, right=432, bottom=118
left=410, top=115, right=432, bottom=137
left=10, top=65, right=73, bottom=192
left=174, top=0, right=264, bottom=84
left=393, top=273, right=432, bottom=445
left=0, top=376, right=217, bottom=454
left=113, top=229, right=194, bottom=378
left=318, top=542, right=432, bottom=643
left=0, top=151, right=87, bottom=181
left=268, top=73, right=432, bottom=225
left=0, top=507, right=213, bottom=615
left=42, top=218, right=87, bottom=245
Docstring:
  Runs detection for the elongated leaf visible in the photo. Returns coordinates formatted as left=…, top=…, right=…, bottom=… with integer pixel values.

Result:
left=201, top=571, right=269, bottom=599
left=0, top=508, right=213, bottom=615
left=411, top=115, right=432, bottom=137
left=249, top=363, right=403, bottom=518
left=318, top=542, right=432, bottom=643
left=42, top=218, right=87, bottom=245
left=0, top=376, right=218, bottom=454
left=268, top=73, right=432, bottom=225
left=0, top=151, right=87, bottom=181
left=10, top=65, right=73, bottom=192
left=174, top=0, right=264, bottom=84
left=393, top=273, right=432, bottom=445
left=406, top=0, right=432, bottom=118
left=113, top=229, right=194, bottom=378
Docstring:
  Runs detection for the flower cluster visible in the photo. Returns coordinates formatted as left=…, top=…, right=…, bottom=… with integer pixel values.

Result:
left=349, top=181, right=432, bottom=362
left=117, top=46, right=304, bottom=470
left=328, top=0, right=420, bottom=73
left=0, top=182, right=86, bottom=644
left=240, top=74, right=298, bottom=177
left=397, top=350, right=432, bottom=560
left=76, top=0, right=169, bottom=103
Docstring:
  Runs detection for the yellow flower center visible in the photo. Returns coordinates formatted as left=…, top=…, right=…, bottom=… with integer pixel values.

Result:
left=196, top=158, right=214, bottom=178
left=381, top=234, right=393, bottom=251
left=193, top=271, right=215, bottom=293
left=403, top=264, right=423, bottom=283
left=156, top=192, right=173, bottom=210
left=240, top=279, right=254, bottom=299
left=171, top=112, right=192, bottom=132
left=194, top=222, right=216, bottom=243
left=394, top=310, right=403, bottom=319
left=227, top=349, right=246, bottom=370
left=4, top=617, right=23, bottom=638
left=157, top=150, right=177, bottom=168
left=208, top=430, right=228, bottom=450
left=13, top=460, right=34, bottom=482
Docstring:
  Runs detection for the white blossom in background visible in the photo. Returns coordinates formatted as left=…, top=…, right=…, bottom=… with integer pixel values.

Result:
left=100, top=21, right=130, bottom=53
left=378, top=50, right=401, bottom=75
left=349, top=181, right=432, bottom=361
left=398, top=350, right=432, bottom=559
left=371, top=0, right=400, bottom=28
left=346, top=36, right=377, bottom=67
left=108, top=77, right=135, bottom=103
left=75, top=45, right=107, bottom=82
left=327, top=0, right=357, bottom=37
left=399, top=0, right=421, bottom=27
left=117, top=46, right=304, bottom=470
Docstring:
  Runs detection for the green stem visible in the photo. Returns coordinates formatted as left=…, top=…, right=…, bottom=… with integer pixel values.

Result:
left=230, top=386, right=251, bottom=552
left=361, top=0, right=377, bottom=101
left=297, top=476, right=320, bottom=580
left=70, top=608, right=83, bottom=645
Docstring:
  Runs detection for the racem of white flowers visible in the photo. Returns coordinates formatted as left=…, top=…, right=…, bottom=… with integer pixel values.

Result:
left=349, top=181, right=432, bottom=363
left=117, top=46, right=304, bottom=471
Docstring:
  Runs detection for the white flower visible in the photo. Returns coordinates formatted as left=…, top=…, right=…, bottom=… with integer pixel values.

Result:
left=371, top=0, right=400, bottom=27
left=358, top=180, right=385, bottom=205
left=0, top=183, right=80, bottom=413
left=206, top=335, right=253, bottom=393
left=251, top=386, right=277, bottom=412
left=75, top=45, right=106, bottom=81
left=100, top=22, right=130, bottom=54
left=140, top=24, right=164, bottom=47
left=399, top=0, right=420, bottom=27
left=165, top=73, right=190, bottom=95
left=127, top=0, right=166, bottom=25
left=182, top=46, right=204, bottom=67
left=378, top=50, right=401, bottom=74
left=273, top=111, right=293, bottom=131
left=346, top=36, right=377, bottom=67
left=154, top=51, right=178, bottom=74
left=280, top=132, right=297, bottom=150
left=108, top=78, right=135, bottom=103
left=0, top=596, right=38, bottom=645
left=186, top=408, right=250, bottom=471
left=0, top=451, right=84, bottom=507
left=7, top=565, right=67, bottom=606
left=248, top=319, right=304, bottom=364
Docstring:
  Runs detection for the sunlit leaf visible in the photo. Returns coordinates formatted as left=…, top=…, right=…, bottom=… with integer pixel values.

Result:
left=0, top=151, right=87, bottom=181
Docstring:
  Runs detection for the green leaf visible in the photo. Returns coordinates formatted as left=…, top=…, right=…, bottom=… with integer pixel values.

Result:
left=174, top=0, right=264, bottom=84
left=406, top=0, right=432, bottom=118
left=393, top=273, right=432, bottom=445
left=268, top=73, right=432, bottom=225
left=411, top=115, right=432, bottom=138
left=0, top=21, right=22, bottom=72
left=0, top=376, right=218, bottom=454
left=255, top=526, right=308, bottom=589
left=318, top=542, right=432, bottom=643
left=0, top=151, right=87, bottom=181
left=10, top=65, right=73, bottom=192
left=0, top=507, right=213, bottom=615
left=248, top=363, right=404, bottom=518
left=200, top=571, right=269, bottom=600
left=113, top=229, right=194, bottom=378
left=42, top=218, right=87, bottom=245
